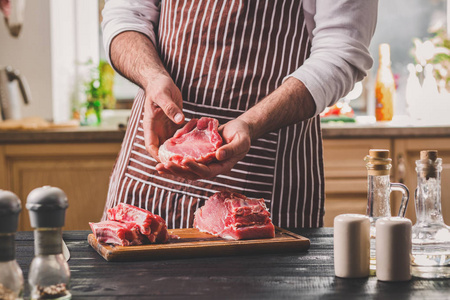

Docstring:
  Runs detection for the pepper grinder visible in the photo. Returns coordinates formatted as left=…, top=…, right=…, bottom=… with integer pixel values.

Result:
left=0, top=190, right=24, bottom=300
left=26, top=186, right=71, bottom=300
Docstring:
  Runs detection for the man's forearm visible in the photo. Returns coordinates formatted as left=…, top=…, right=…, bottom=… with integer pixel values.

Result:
left=238, top=77, right=316, bottom=140
left=110, top=31, right=168, bottom=89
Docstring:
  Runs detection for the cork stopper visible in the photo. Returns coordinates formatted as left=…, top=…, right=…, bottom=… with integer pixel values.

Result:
left=365, top=149, right=392, bottom=176
left=419, top=150, right=438, bottom=179
left=420, top=150, right=438, bottom=162
left=370, top=149, right=390, bottom=159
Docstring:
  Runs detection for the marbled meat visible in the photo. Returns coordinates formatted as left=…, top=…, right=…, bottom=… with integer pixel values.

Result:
left=159, top=117, right=223, bottom=165
left=89, top=221, right=145, bottom=246
left=193, top=191, right=275, bottom=240
left=90, top=203, right=169, bottom=246
left=108, top=203, right=169, bottom=243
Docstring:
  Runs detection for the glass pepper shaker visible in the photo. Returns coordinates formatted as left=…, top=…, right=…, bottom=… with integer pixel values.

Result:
left=26, top=186, right=71, bottom=300
left=0, top=190, right=24, bottom=300
left=411, top=150, right=450, bottom=278
left=364, top=149, right=409, bottom=270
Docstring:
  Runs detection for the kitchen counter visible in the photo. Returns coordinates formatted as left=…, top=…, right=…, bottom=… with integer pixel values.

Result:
left=1, top=120, right=450, bottom=144
left=14, top=229, right=450, bottom=299
left=321, top=121, right=450, bottom=139
left=0, top=125, right=126, bottom=144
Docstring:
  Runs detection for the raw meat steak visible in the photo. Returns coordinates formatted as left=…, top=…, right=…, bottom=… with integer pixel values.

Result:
left=159, top=117, right=223, bottom=165
left=107, top=203, right=169, bottom=243
left=193, top=191, right=275, bottom=240
left=89, top=221, right=145, bottom=246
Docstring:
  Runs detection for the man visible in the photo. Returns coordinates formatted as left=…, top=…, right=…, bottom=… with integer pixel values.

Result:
left=102, top=0, right=378, bottom=228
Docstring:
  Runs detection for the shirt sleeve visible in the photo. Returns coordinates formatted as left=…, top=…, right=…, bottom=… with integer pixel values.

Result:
left=101, top=0, right=160, bottom=68
left=287, top=0, right=378, bottom=116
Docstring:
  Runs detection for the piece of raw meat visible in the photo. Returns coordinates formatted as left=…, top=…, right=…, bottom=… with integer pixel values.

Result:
left=159, top=117, right=223, bottom=165
left=107, top=203, right=169, bottom=243
left=89, top=221, right=145, bottom=246
left=193, top=191, right=275, bottom=240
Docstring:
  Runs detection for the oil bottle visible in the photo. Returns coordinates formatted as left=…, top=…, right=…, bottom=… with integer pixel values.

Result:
left=375, top=43, right=395, bottom=121
left=411, top=150, right=450, bottom=278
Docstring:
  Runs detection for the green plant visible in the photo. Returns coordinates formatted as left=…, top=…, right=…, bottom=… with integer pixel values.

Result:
left=85, top=60, right=116, bottom=109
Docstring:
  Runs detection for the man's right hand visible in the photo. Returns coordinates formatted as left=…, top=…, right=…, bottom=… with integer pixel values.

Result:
left=143, top=74, right=184, bottom=160
left=109, top=31, right=185, bottom=161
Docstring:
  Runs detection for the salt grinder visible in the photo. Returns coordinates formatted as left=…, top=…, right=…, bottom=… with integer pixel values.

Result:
left=26, top=186, right=71, bottom=300
left=376, top=217, right=412, bottom=281
left=0, top=190, right=24, bottom=300
left=334, top=214, right=370, bottom=278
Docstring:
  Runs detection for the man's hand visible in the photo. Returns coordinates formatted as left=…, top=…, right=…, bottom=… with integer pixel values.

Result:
left=109, top=31, right=185, bottom=160
left=143, top=74, right=184, bottom=160
left=155, top=119, right=252, bottom=180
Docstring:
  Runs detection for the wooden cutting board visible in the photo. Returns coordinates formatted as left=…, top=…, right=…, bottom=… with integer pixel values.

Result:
left=88, top=227, right=310, bottom=262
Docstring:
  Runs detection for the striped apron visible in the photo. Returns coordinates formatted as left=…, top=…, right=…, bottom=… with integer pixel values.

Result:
left=104, top=0, right=325, bottom=228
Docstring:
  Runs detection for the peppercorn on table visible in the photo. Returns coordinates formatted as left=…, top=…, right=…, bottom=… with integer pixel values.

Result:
left=12, top=228, right=450, bottom=299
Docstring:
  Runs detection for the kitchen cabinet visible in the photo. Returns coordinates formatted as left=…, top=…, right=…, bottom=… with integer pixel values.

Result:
left=0, top=143, right=121, bottom=231
left=322, top=137, right=450, bottom=227
left=1, top=124, right=450, bottom=230
left=393, top=138, right=450, bottom=224
left=322, top=138, right=391, bottom=227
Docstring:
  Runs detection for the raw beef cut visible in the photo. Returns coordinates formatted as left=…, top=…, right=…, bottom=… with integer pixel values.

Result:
left=107, top=203, right=169, bottom=243
left=89, top=221, right=145, bottom=246
left=159, top=117, right=223, bottom=165
left=193, top=191, right=275, bottom=240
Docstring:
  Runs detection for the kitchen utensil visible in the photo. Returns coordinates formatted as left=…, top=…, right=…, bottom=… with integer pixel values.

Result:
left=376, top=217, right=412, bottom=282
left=0, top=66, right=31, bottom=120
left=88, top=227, right=310, bottom=262
left=334, top=214, right=370, bottom=278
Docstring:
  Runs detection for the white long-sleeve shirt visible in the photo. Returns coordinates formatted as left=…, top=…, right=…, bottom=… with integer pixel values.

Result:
left=101, top=0, right=378, bottom=116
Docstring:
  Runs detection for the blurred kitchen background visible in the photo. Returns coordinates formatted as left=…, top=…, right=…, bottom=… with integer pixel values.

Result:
left=1, top=0, right=450, bottom=230
left=0, top=0, right=449, bottom=125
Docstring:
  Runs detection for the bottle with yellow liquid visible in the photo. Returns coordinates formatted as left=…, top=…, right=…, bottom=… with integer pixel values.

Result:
left=375, top=43, right=395, bottom=121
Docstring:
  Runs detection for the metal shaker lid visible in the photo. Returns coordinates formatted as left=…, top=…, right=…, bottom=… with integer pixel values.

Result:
left=26, top=186, right=68, bottom=228
left=0, top=190, right=22, bottom=233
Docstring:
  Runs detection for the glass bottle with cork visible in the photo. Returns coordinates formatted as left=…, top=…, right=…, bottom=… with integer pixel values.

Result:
left=0, top=190, right=24, bottom=300
left=26, top=186, right=71, bottom=300
left=364, top=149, right=409, bottom=270
left=375, top=43, right=395, bottom=121
left=412, top=150, right=450, bottom=278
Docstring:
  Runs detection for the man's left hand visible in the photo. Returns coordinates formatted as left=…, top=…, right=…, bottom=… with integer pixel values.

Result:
left=155, top=118, right=252, bottom=180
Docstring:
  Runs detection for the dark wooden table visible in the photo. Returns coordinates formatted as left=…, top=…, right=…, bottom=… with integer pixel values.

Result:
left=15, top=228, right=450, bottom=299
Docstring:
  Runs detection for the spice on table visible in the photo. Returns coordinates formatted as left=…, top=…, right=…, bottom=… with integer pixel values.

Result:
left=0, top=190, right=24, bottom=299
left=26, top=186, right=71, bottom=300
left=37, top=283, right=68, bottom=299
left=0, top=283, right=17, bottom=300
left=334, top=214, right=370, bottom=278
left=376, top=217, right=412, bottom=281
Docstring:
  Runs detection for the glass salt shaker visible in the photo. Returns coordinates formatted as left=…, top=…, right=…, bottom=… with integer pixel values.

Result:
left=26, top=186, right=71, bottom=300
left=365, top=149, right=410, bottom=270
left=0, top=190, right=24, bottom=300
left=411, top=150, right=450, bottom=278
